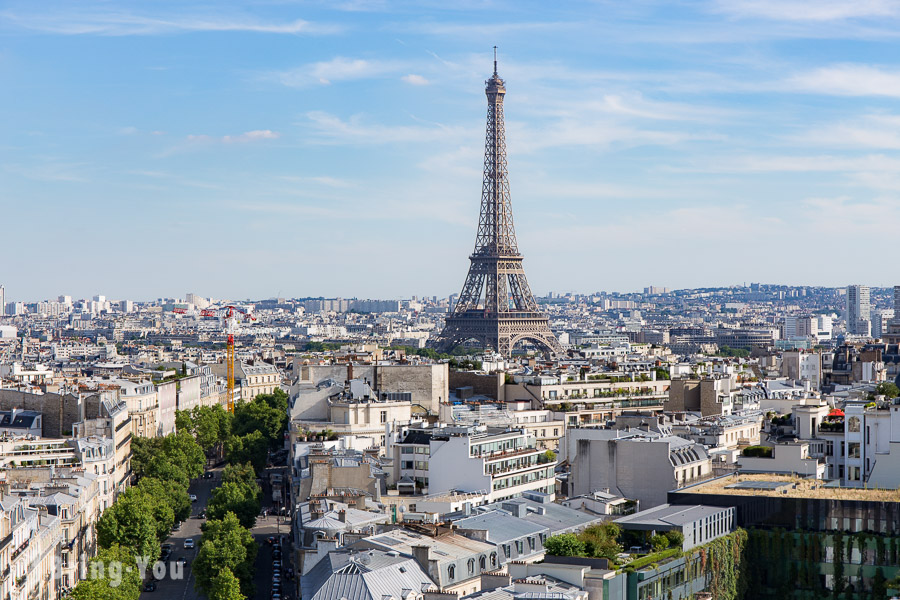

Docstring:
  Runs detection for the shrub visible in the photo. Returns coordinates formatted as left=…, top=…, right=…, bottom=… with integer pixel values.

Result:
left=741, top=445, right=773, bottom=458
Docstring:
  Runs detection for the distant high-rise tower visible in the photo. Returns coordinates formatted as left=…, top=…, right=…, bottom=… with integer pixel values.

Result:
left=847, top=285, right=871, bottom=336
left=0, top=285, right=4, bottom=316
left=435, top=50, right=561, bottom=357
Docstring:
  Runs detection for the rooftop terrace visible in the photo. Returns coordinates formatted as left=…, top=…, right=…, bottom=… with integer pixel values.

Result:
left=677, top=473, right=900, bottom=502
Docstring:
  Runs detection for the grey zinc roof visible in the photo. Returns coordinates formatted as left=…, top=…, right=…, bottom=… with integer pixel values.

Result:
left=484, top=498, right=602, bottom=535
left=614, top=504, right=729, bottom=530
left=454, top=510, right=547, bottom=543
left=302, top=550, right=434, bottom=600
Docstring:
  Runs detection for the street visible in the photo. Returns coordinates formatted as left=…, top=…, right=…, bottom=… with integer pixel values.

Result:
left=138, top=461, right=291, bottom=600
left=250, top=463, right=292, bottom=600
left=139, top=467, right=221, bottom=600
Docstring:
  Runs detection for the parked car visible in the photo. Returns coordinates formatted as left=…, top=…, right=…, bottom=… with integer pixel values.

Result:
left=203, top=472, right=213, bottom=479
left=184, top=539, right=195, bottom=549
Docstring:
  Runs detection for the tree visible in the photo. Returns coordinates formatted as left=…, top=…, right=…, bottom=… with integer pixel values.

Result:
left=650, top=534, right=669, bottom=553
left=207, top=481, right=260, bottom=529
left=876, top=382, right=900, bottom=399
left=162, top=430, right=206, bottom=479
left=224, top=430, right=269, bottom=474
left=194, top=512, right=258, bottom=598
left=580, top=523, right=622, bottom=560
left=664, top=530, right=684, bottom=549
left=209, top=568, right=245, bottom=600
left=96, top=490, right=160, bottom=561
left=69, top=545, right=142, bottom=600
left=137, top=477, right=191, bottom=525
left=544, top=533, right=585, bottom=557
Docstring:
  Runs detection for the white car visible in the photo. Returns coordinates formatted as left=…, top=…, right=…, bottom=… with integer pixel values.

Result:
left=184, top=539, right=195, bottom=549
left=189, top=494, right=198, bottom=502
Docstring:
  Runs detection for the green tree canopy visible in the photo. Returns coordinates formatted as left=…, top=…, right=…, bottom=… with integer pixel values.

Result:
left=544, top=533, right=586, bottom=557
left=137, top=477, right=191, bottom=525
left=206, top=480, right=260, bottom=529
left=69, top=545, right=142, bottom=600
left=208, top=568, right=245, bottom=600
left=224, top=429, right=269, bottom=474
left=194, top=512, right=258, bottom=598
left=876, top=381, right=900, bottom=398
left=97, top=493, right=161, bottom=564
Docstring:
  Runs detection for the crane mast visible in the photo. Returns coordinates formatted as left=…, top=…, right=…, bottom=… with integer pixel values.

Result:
left=200, top=305, right=255, bottom=414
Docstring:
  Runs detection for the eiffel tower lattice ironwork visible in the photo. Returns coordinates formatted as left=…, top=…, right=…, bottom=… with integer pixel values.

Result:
left=435, top=51, right=562, bottom=357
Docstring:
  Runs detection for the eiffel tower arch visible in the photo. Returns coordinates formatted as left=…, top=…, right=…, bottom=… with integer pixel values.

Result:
left=434, top=51, right=562, bottom=357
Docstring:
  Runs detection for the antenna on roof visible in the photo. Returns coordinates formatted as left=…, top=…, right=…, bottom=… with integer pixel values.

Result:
left=493, top=46, right=498, bottom=76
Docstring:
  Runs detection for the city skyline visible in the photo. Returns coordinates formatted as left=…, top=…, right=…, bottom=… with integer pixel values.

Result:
left=5, top=1, right=900, bottom=299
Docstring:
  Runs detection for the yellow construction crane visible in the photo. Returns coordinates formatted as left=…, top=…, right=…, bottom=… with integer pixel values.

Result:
left=201, top=305, right=254, bottom=413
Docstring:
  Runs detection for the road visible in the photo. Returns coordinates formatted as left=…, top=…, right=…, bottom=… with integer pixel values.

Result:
left=139, top=467, right=221, bottom=600
left=250, top=463, right=292, bottom=600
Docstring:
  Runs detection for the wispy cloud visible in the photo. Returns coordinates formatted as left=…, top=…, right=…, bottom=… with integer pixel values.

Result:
left=302, top=111, right=472, bottom=144
left=0, top=8, right=340, bottom=36
left=401, top=74, right=429, bottom=86
left=787, top=63, right=900, bottom=97
left=793, top=114, right=900, bottom=149
left=186, top=130, right=281, bottom=144
left=712, top=0, right=900, bottom=22
left=268, top=56, right=406, bottom=87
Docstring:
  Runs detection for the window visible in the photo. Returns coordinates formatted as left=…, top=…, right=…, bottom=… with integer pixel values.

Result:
left=553, top=428, right=559, bottom=436
left=380, top=410, right=387, bottom=424
left=516, top=540, right=524, bottom=554
left=448, top=565, right=455, bottom=581
left=468, top=559, right=475, bottom=574
left=503, top=544, right=511, bottom=558
left=848, top=443, right=861, bottom=459
left=848, top=416, right=860, bottom=433
left=490, top=552, right=497, bottom=567
left=479, top=556, right=486, bottom=570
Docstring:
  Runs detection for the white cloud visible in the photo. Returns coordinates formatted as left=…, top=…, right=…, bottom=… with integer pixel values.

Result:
left=184, top=129, right=279, bottom=144
left=401, top=74, right=429, bottom=86
left=302, top=111, right=472, bottom=145
left=788, top=64, right=900, bottom=97
left=0, top=9, right=340, bottom=36
left=271, top=57, right=405, bottom=87
left=793, top=114, right=900, bottom=149
left=226, top=130, right=280, bottom=142
left=712, top=0, right=900, bottom=22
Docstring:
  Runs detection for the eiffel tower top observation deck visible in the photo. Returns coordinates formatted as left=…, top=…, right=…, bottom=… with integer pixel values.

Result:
left=434, top=49, right=562, bottom=357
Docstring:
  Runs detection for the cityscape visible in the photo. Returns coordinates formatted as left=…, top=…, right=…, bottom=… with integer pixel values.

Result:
left=5, top=2, right=900, bottom=600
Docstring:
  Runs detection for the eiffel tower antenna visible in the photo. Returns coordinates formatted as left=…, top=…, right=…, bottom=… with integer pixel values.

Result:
left=433, top=51, right=562, bottom=358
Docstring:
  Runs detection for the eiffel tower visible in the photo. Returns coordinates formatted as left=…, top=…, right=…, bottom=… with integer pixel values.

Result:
left=435, top=50, right=562, bottom=357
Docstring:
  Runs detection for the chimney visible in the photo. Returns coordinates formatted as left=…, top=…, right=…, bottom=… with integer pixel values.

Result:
left=355, top=496, right=367, bottom=510
left=338, top=510, right=347, bottom=523
left=347, top=363, right=354, bottom=382
left=411, top=545, right=432, bottom=570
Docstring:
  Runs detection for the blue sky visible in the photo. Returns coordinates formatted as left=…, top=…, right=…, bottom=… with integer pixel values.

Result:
left=4, top=0, right=900, bottom=302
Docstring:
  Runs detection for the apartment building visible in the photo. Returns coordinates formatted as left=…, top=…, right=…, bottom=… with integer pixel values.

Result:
left=237, top=362, right=281, bottom=401
left=389, top=425, right=556, bottom=502
left=568, top=428, right=712, bottom=509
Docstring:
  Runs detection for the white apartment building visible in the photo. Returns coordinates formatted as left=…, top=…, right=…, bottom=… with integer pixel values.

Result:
left=567, top=429, right=712, bottom=509
left=237, top=362, right=281, bottom=401
left=390, top=425, right=556, bottom=502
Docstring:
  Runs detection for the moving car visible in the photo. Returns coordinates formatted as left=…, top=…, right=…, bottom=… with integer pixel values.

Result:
left=184, top=539, right=195, bottom=549
left=189, top=494, right=198, bottom=502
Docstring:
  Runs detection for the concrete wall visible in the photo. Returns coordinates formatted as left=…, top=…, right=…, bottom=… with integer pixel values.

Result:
left=569, top=432, right=677, bottom=509
left=448, top=371, right=504, bottom=400
left=429, top=436, right=492, bottom=495
left=0, top=390, right=81, bottom=437
left=300, top=363, right=449, bottom=415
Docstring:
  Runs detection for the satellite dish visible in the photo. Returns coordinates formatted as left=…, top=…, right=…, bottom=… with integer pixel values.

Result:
left=358, top=555, right=371, bottom=566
